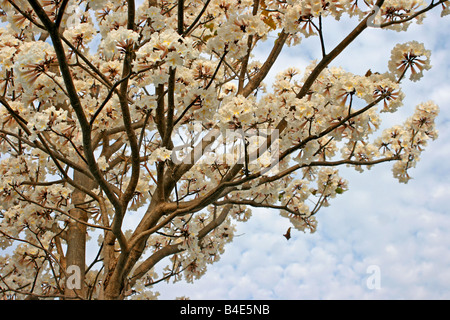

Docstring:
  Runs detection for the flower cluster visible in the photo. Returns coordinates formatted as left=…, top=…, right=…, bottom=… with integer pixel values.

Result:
left=376, top=101, right=439, bottom=183
left=442, top=1, right=450, bottom=16
left=366, top=0, right=428, bottom=31
left=13, top=41, right=56, bottom=86
left=101, top=27, right=140, bottom=59
left=148, top=147, right=172, bottom=165
left=217, top=95, right=256, bottom=127
left=388, top=41, right=432, bottom=82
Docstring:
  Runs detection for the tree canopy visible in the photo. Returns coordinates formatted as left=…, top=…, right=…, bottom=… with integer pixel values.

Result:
left=0, top=0, right=447, bottom=299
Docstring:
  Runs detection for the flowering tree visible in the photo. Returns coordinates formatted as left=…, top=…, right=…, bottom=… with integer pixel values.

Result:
left=0, top=0, right=447, bottom=300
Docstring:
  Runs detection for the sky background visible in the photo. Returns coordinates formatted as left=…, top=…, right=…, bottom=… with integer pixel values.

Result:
left=154, top=7, right=450, bottom=299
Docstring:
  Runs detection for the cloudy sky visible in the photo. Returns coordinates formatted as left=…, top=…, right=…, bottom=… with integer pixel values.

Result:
left=154, top=7, right=450, bottom=300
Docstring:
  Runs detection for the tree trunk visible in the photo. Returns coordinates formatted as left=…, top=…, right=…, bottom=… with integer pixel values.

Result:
left=64, top=170, right=96, bottom=299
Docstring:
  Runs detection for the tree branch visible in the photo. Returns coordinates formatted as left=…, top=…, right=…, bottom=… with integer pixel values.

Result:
left=27, top=0, right=124, bottom=243
left=296, top=0, right=385, bottom=100
left=183, top=0, right=212, bottom=37
left=178, top=0, right=184, bottom=35
left=128, top=204, right=232, bottom=286
left=238, top=0, right=260, bottom=93
left=280, top=95, right=385, bottom=161
left=54, top=0, right=70, bottom=29
left=240, top=30, right=289, bottom=97
left=380, top=0, right=449, bottom=28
